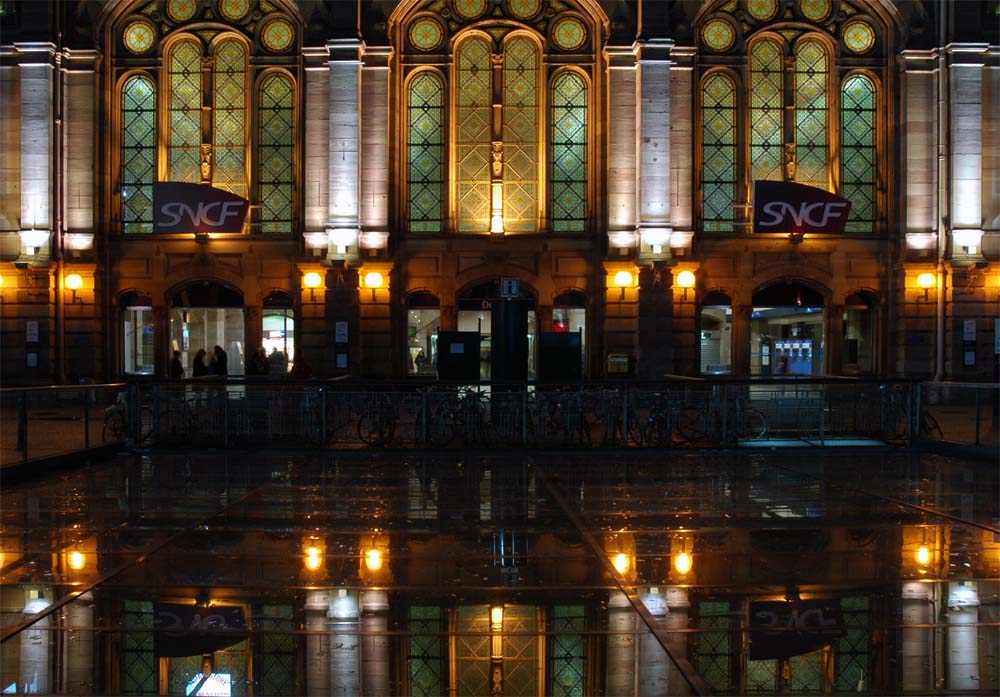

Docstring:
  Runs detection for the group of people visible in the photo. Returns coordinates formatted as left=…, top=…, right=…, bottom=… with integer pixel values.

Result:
left=169, top=345, right=228, bottom=379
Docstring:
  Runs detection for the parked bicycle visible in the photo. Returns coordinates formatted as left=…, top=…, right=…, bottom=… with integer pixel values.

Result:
left=102, top=392, right=154, bottom=445
left=677, top=388, right=767, bottom=445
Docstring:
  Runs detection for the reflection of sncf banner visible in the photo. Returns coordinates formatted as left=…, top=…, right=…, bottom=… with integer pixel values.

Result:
left=753, top=181, right=852, bottom=235
left=154, top=603, right=247, bottom=657
left=748, top=599, right=845, bottom=660
left=153, top=182, right=249, bottom=233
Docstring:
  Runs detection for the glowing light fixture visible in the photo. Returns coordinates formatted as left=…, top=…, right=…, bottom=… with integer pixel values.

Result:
left=673, top=551, right=692, bottom=575
left=65, top=273, right=83, bottom=290
left=303, top=272, right=322, bottom=289
left=915, top=545, right=931, bottom=566
left=364, top=272, right=384, bottom=289
left=490, top=183, right=504, bottom=234
left=676, top=270, right=696, bottom=288
left=304, top=545, right=323, bottom=571
left=642, top=228, right=670, bottom=254
left=917, top=273, right=935, bottom=289
left=68, top=550, right=85, bottom=570
left=329, top=228, right=358, bottom=254
left=365, top=547, right=383, bottom=572
left=613, top=271, right=634, bottom=289
left=612, top=552, right=629, bottom=575
left=491, top=605, right=504, bottom=627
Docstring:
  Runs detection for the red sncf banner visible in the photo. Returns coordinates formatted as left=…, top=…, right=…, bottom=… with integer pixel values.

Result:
left=753, top=181, right=852, bottom=235
left=153, top=182, right=249, bottom=234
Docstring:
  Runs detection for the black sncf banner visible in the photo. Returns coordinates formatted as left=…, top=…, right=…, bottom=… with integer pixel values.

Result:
left=153, top=182, right=249, bottom=233
left=153, top=603, right=247, bottom=657
left=748, top=599, right=845, bottom=660
left=753, top=181, right=852, bottom=235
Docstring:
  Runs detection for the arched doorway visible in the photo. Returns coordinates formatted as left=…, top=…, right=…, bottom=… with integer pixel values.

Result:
left=700, top=290, right=733, bottom=375
left=750, top=282, right=825, bottom=376
left=407, top=291, right=440, bottom=376
left=842, top=290, right=878, bottom=374
left=262, top=291, right=295, bottom=375
left=121, top=291, right=154, bottom=375
left=169, top=281, right=245, bottom=376
left=457, top=280, right=536, bottom=381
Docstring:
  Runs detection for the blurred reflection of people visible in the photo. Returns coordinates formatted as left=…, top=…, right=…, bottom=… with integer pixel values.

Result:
left=185, top=656, right=229, bottom=696
left=170, top=350, right=185, bottom=379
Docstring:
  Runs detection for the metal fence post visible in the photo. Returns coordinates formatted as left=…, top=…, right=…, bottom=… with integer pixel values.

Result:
left=522, top=387, right=528, bottom=446
left=83, top=387, right=90, bottom=449
left=321, top=387, right=327, bottom=448
left=19, top=390, right=28, bottom=461
left=222, top=385, right=229, bottom=448
left=974, top=388, right=981, bottom=446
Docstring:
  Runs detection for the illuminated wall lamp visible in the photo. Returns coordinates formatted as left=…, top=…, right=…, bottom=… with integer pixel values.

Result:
left=68, top=550, right=86, bottom=571
left=490, top=183, right=504, bottom=235
left=364, top=547, right=383, bottom=572
left=303, top=544, right=323, bottom=572
left=65, top=273, right=83, bottom=302
left=612, top=552, right=629, bottom=575
left=612, top=270, right=634, bottom=300
left=916, top=272, right=936, bottom=301
left=302, top=271, right=323, bottom=302
left=953, top=229, right=983, bottom=255
left=328, top=228, right=358, bottom=254
left=19, top=229, right=49, bottom=256
left=673, top=551, right=692, bottom=575
left=915, top=544, right=931, bottom=567
left=641, top=229, right=671, bottom=254
left=364, top=271, right=385, bottom=301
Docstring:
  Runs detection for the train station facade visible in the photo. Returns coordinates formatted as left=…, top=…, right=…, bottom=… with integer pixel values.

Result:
left=0, top=0, right=997, bottom=385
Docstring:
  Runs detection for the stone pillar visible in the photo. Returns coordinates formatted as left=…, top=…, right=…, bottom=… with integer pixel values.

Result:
left=327, top=39, right=361, bottom=261
left=732, top=304, right=752, bottom=376
left=669, top=47, right=696, bottom=247
left=948, top=45, right=988, bottom=258
left=946, top=582, right=980, bottom=691
left=63, top=591, right=94, bottom=694
left=901, top=50, right=938, bottom=250
left=827, top=304, right=844, bottom=375
left=664, top=587, right=691, bottom=696
left=360, top=46, right=390, bottom=256
left=17, top=43, right=54, bottom=257
left=303, top=46, right=331, bottom=235
left=20, top=589, right=52, bottom=694
left=901, top=581, right=935, bottom=692
left=329, top=589, right=360, bottom=697
left=358, top=262, right=393, bottom=377
left=360, top=590, right=390, bottom=697
left=606, top=46, right=638, bottom=246
left=606, top=591, right=637, bottom=696
left=304, top=589, right=331, bottom=696
left=637, top=39, right=672, bottom=255
left=638, top=588, right=669, bottom=697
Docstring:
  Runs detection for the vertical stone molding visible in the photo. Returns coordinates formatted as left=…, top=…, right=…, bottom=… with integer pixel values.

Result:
left=637, top=588, right=669, bottom=697
left=17, top=44, right=55, bottom=238
left=359, top=590, right=390, bottom=697
left=901, top=581, right=935, bottom=692
left=606, top=46, right=638, bottom=237
left=328, top=40, right=362, bottom=232
left=304, top=589, right=332, bottom=696
left=638, top=40, right=672, bottom=249
left=946, top=582, right=980, bottom=691
left=606, top=591, right=637, bottom=696
left=328, top=588, right=361, bottom=696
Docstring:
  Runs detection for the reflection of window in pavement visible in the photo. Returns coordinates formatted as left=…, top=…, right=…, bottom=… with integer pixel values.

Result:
left=185, top=671, right=231, bottom=696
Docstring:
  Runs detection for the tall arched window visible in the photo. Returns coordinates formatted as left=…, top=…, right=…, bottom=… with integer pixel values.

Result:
left=698, top=2, right=885, bottom=235
left=121, top=75, right=156, bottom=234
left=502, top=36, right=539, bottom=232
left=407, top=71, right=446, bottom=232
left=115, top=0, right=299, bottom=235
left=258, top=72, right=294, bottom=233
left=550, top=72, right=587, bottom=232
left=456, top=36, right=492, bottom=232
left=168, top=39, right=202, bottom=184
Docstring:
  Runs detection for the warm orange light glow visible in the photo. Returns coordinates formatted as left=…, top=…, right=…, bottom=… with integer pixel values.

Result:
left=917, top=273, right=936, bottom=289
left=365, top=547, right=383, bottom=572
left=915, top=545, right=931, bottom=566
left=673, top=551, right=692, bottom=575
left=491, top=605, right=504, bottom=626
left=302, top=272, right=322, bottom=289
left=613, top=271, right=634, bottom=289
left=304, top=545, right=323, bottom=571
left=364, top=272, right=385, bottom=289
left=675, top=270, right=696, bottom=289
left=68, top=550, right=85, bottom=570
left=612, top=552, right=629, bottom=574
left=65, top=273, right=83, bottom=290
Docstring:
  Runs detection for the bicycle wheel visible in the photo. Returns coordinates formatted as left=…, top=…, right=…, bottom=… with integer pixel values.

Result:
left=136, top=406, right=155, bottom=446
left=102, top=412, right=126, bottom=443
left=920, top=410, right=943, bottom=440
left=677, top=407, right=708, bottom=444
left=357, top=408, right=395, bottom=446
left=739, top=408, right=768, bottom=439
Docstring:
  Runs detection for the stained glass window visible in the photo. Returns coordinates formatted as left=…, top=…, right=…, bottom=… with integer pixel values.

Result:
left=696, top=601, right=734, bottom=693
left=550, top=605, right=585, bottom=696
left=550, top=72, right=587, bottom=232
left=503, top=36, right=538, bottom=233
left=409, top=606, right=444, bottom=697
left=841, top=74, right=876, bottom=232
left=122, top=75, right=156, bottom=234
left=749, top=39, right=783, bottom=184
left=701, top=72, right=737, bottom=232
left=258, top=72, right=293, bottom=233
left=168, top=39, right=202, bottom=184
left=213, top=39, right=247, bottom=199
left=123, top=599, right=156, bottom=694
left=408, top=71, right=445, bottom=232
left=253, top=605, right=296, bottom=696
left=794, top=39, right=828, bottom=189
left=835, top=596, right=871, bottom=691
left=456, top=37, right=492, bottom=232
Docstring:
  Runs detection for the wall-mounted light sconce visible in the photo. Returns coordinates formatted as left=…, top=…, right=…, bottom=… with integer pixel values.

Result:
left=905, top=232, right=937, bottom=256
left=671, top=534, right=694, bottom=576
left=65, top=273, right=83, bottom=302
left=328, top=228, right=358, bottom=255
left=609, top=231, right=637, bottom=256
left=304, top=232, right=330, bottom=256
left=68, top=549, right=86, bottom=571
left=360, top=231, right=389, bottom=252
left=641, top=228, right=671, bottom=255
left=302, top=271, right=323, bottom=302
left=19, top=229, right=49, bottom=257
left=490, top=604, right=504, bottom=629
left=612, top=270, right=634, bottom=301
left=363, top=271, right=385, bottom=302
left=916, top=272, right=936, bottom=301
left=612, top=552, right=630, bottom=575
left=63, top=233, right=94, bottom=257
left=675, top=269, right=696, bottom=301
left=953, top=229, right=983, bottom=256
left=303, top=539, right=324, bottom=573
left=490, top=183, right=504, bottom=235
left=360, top=532, right=389, bottom=579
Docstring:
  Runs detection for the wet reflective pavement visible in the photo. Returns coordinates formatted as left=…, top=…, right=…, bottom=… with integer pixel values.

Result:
left=1, top=448, right=997, bottom=695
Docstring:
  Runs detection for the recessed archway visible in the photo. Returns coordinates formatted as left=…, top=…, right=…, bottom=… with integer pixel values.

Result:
left=750, top=281, right=827, bottom=376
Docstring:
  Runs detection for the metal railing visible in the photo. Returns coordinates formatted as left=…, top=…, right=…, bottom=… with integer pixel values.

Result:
left=4, top=379, right=995, bottom=462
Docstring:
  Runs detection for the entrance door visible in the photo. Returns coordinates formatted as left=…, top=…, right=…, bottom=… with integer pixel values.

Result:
left=750, top=283, right=825, bottom=376
left=457, top=281, right=536, bottom=382
left=170, top=282, right=246, bottom=376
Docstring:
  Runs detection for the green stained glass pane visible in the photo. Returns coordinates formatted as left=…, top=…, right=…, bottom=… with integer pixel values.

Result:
left=457, top=37, right=491, bottom=232
left=551, top=72, right=586, bottom=233
left=750, top=39, right=783, bottom=184
left=746, top=658, right=777, bottom=694
left=409, top=606, right=444, bottom=697
left=503, top=36, right=538, bottom=233
left=122, top=75, right=156, bottom=234
left=795, top=39, right=828, bottom=190
left=550, top=605, right=585, bottom=696
left=258, top=72, right=294, bottom=233
left=697, top=601, right=733, bottom=693
left=843, top=20, right=875, bottom=54
left=408, top=72, right=445, bottom=233
left=123, top=600, right=156, bottom=694
left=841, top=75, right=876, bottom=232
left=455, top=605, right=491, bottom=697
left=253, top=605, right=295, bottom=696
left=836, top=596, right=870, bottom=691
left=799, top=0, right=831, bottom=22
left=747, top=0, right=778, bottom=21
left=168, top=39, right=202, bottom=184
left=701, top=73, right=736, bottom=233
left=790, top=651, right=825, bottom=692
left=213, top=39, right=247, bottom=200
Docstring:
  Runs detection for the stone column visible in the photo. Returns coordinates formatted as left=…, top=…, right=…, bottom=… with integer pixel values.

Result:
left=946, top=582, right=980, bottom=691
left=360, top=590, right=390, bottom=697
left=63, top=591, right=94, bottom=694
left=606, top=591, right=637, bottom=696
left=606, top=46, right=638, bottom=250
left=901, top=581, right=935, bottom=692
left=637, top=39, right=672, bottom=256
left=638, top=588, right=669, bottom=697
left=947, top=45, right=988, bottom=258
left=664, top=587, right=691, bottom=696
left=17, top=43, right=54, bottom=258
left=732, top=304, right=753, bottom=376
left=303, top=46, right=331, bottom=236
left=329, top=589, right=360, bottom=697
left=327, top=39, right=361, bottom=260
left=304, top=589, right=331, bottom=696
left=360, top=46, right=390, bottom=256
